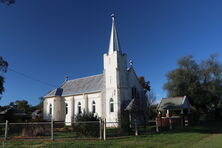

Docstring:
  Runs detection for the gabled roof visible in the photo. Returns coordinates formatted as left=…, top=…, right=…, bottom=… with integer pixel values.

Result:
left=44, top=74, right=104, bottom=98
left=157, top=96, right=190, bottom=111
left=0, top=107, right=27, bottom=116
left=125, top=99, right=135, bottom=111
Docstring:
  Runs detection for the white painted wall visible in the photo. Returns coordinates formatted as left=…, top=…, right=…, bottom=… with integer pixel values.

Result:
left=43, top=96, right=65, bottom=121
left=88, top=93, right=102, bottom=117
left=43, top=97, right=55, bottom=121
left=74, top=95, right=85, bottom=116
left=104, top=51, right=119, bottom=123
left=103, top=50, right=130, bottom=125
left=43, top=49, right=146, bottom=126
left=64, top=96, right=74, bottom=124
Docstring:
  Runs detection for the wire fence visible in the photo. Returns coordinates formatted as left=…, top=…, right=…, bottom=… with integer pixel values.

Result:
left=53, top=121, right=101, bottom=140
left=0, top=117, right=184, bottom=142
left=155, top=116, right=186, bottom=132
left=0, top=120, right=103, bottom=142
left=8, top=122, right=51, bottom=140
left=0, top=123, right=5, bottom=141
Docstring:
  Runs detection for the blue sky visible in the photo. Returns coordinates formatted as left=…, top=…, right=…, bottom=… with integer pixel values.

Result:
left=1, top=0, right=222, bottom=106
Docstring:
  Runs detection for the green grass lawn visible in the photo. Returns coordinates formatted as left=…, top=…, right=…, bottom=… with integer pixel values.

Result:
left=1, top=121, right=222, bottom=148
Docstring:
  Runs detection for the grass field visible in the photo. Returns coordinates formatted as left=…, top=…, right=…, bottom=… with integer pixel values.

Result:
left=1, top=121, right=222, bottom=148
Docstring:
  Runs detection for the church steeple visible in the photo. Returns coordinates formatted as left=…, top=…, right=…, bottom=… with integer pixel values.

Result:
left=108, top=14, right=121, bottom=55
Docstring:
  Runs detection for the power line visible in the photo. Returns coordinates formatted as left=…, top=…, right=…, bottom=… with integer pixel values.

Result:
left=8, top=68, right=58, bottom=88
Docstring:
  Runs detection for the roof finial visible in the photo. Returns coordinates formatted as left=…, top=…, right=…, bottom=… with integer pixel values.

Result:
left=111, top=13, right=115, bottom=20
left=65, top=75, right=69, bottom=82
left=129, top=60, right=133, bottom=67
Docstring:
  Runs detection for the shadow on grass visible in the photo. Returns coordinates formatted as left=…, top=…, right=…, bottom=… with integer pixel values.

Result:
left=160, top=121, right=222, bottom=134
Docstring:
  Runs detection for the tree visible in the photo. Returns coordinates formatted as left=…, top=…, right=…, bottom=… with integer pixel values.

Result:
left=73, top=111, right=100, bottom=137
left=164, top=55, right=222, bottom=119
left=137, top=76, right=151, bottom=123
left=0, top=0, right=15, bottom=5
left=138, top=76, right=151, bottom=93
left=147, top=90, right=156, bottom=107
left=15, top=100, right=30, bottom=113
left=0, top=56, right=8, bottom=100
left=147, top=91, right=157, bottom=120
left=35, top=97, right=44, bottom=112
left=198, top=55, right=222, bottom=114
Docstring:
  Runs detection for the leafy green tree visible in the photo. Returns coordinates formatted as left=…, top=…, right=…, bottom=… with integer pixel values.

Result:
left=164, top=55, right=222, bottom=119
left=0, top=56, right=8, bottom=100
left=0, top=0, right=15, bottom=5
left=147, top=90, right=156, bottom=106
left=35, top=97, right=44, bottom=112
left=73, top=111, right=100, bottom=137
left=147, top=91, right=157, bottom=120
left=15, top=100, right=30, bottom=113
left=138, top=76, right=151, bottom=93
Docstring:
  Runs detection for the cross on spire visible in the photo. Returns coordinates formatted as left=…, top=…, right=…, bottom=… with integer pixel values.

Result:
left=108, top=13, right=121, bottom=55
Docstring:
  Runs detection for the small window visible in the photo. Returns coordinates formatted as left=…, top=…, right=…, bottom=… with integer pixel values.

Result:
left=110, top=98, right=114, bottom=113
left=92, top=101, right=96, bottom=113
left=65, top=103, right=68, bottom=115
left=132, top=87, right=137, bottom=99
left=78, top=102, right=81, bottom=114
left=49, top=104, right=52, bottom=115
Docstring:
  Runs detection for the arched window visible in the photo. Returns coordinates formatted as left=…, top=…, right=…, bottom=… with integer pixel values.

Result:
left=110, top=98, right=114, bottom=113
left=65, top=103, right=68, bottom=115
left=78, top=102, right=81, bottom=114
left=92, top=101, right=96, bottom=113
left=132, top=87, right=137, bottom=99
left=49, top=104, right=52, bottom=115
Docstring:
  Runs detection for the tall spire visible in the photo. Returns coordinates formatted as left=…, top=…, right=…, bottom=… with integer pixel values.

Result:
left=108, top=14, right=121, bottom=55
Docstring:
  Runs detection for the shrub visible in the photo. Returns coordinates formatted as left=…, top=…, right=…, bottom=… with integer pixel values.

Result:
left=72, top=111, right=100, bottom=137
left=21, top=124, right=50, bottom=137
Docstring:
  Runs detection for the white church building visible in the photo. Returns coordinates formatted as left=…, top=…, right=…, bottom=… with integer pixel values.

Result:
left=43, top=15, right=147, bottom=125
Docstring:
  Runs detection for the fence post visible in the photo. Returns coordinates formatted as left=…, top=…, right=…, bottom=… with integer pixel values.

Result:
left=169, top=118, right=172, bottom=130
left=181, top=115, right=184, bottom=128
left=155, top=118, right=159, bottom=133
left=51, top=119, right=54, bottom=141
left=4, top=120, right=8, bottom=141
left=135, top=119, right=138, bottom=136
left=99, top=119, right=102, bottom=140
left=103, top=118, right=106, bottom=141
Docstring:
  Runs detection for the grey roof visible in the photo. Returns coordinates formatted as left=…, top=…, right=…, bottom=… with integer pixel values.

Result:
left=157, top=96, right=190, bottom=111
left=0, top=107, right=13, bottom=115
left=125, top=99, right=135, bottom=111
left=45, top=74, right=104, bottom=98
left=0, top=107, right=27, bottom=116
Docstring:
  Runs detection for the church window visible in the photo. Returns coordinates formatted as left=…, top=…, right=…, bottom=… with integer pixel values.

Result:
left=110, top=98, right=114, bottom=112
left=132, top=87, right=137, bottom=99
left=78, top=102, right=82, bottom=114
left=49, top=104, right=52, bottom=115
left=92, top=101, right=96, bottom=113
left=65, top=103, right=68, bottom=115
